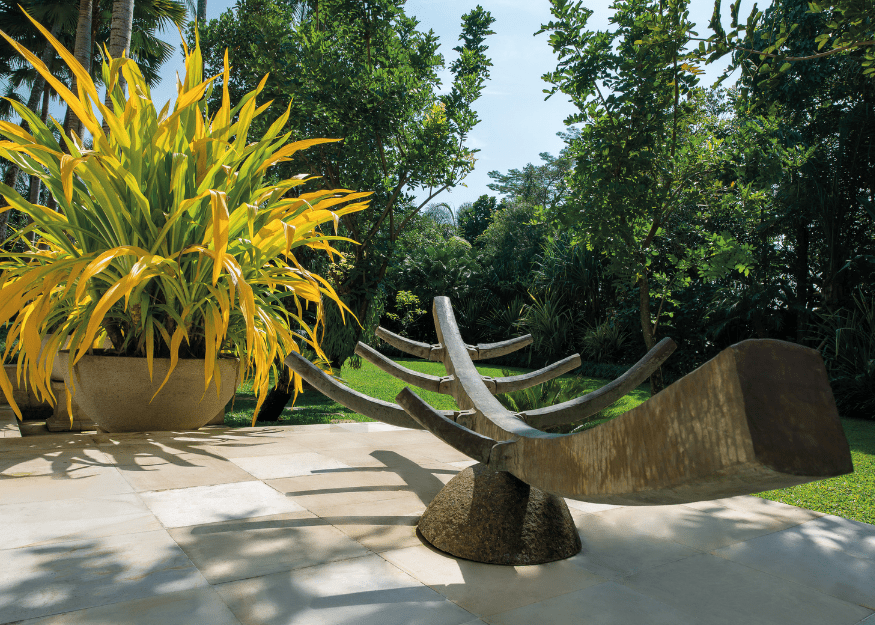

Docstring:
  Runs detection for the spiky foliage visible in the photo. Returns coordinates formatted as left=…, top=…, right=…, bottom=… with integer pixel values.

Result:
left=0, top=13, right=369, bottom=422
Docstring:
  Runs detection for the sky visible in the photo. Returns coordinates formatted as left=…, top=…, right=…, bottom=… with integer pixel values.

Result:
left=150, top=0, right=735, bottom=212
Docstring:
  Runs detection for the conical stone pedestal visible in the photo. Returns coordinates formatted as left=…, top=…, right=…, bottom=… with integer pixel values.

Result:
left=418, top=464, right=581, bottom=565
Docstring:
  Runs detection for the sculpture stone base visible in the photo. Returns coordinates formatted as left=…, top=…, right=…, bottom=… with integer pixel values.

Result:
left=418, top=464, right=581, bottom=565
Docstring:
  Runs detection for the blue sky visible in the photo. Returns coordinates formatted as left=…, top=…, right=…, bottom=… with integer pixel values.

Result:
left=151, top=0, right=734, bottom=211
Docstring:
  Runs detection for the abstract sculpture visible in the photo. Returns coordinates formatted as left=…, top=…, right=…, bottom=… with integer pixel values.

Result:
left=286, top=296, right=853, bottom=565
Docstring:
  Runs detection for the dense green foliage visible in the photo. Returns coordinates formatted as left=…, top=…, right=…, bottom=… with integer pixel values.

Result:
left=377, top=0, right=873, bottom=418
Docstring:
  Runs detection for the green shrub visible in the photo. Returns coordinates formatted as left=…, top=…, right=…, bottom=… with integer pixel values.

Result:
left=580, top=319, right=630, bottom=363
left=812, top=290, right=875, bottom=420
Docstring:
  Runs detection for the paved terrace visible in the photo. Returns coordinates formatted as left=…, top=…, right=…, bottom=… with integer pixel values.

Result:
left=1, top=407, right=874, bottom=625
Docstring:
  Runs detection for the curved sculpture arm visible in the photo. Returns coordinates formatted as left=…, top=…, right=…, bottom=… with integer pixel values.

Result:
left=284, top=351, right=426, bottom=430
left=374, top=327, right=441, bottom=361
left=355, top=342, right=444, bottom=393
left=519, top=337, right=677, bottom=429
left=396, top=387, right=498, bottom=466
left=474, top=335, right=534, bottom=360
left=492, top=354, right=582, bottom=394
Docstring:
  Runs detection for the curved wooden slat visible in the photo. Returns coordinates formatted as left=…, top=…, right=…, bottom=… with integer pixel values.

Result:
left=374, top=327, right=441, bottom=361
left=355, top=342, right=443, bottom=393
left=519, top=338, right=676, bottom=429
left=396, top=387, right=496, bottom=465
left=492, top=354, right=582, bottom=394
left=283, top=351, right=426, bottom=430
left=474, top=335, right=533, bottom=360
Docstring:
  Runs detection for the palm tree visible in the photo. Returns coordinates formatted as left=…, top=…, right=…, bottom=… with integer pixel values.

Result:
left=0, top=1, right=75, bottom=242
left=62, top=0, right=91, bottom=140
left=0, top=0, right=188, bottom=243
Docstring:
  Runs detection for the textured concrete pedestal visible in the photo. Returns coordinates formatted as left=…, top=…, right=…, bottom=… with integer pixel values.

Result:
left=45, top=380, right=95, bottom=432
left=418, top=464, right=582, bottom=565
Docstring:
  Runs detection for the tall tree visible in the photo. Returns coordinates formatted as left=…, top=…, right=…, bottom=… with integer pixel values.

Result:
left=739, top=0, right=875, bottom=316
left=538, top=0, right=754, bottom=391
left=196, top=0, right=494, bottom=418
left=197, top=0, right=495, bottom=369
left=62, top=0, right=92, bottom=140
left=486, top=131, right=576, bottom=212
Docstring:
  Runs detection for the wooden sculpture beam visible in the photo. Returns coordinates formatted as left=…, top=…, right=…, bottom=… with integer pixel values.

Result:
left=356, top=341, right=582, bottom=396
left=426, top=297, right=853, bottom=505
left=286, top=296, right=853, bottom=564
left=518, top=338, right=675, bottom=428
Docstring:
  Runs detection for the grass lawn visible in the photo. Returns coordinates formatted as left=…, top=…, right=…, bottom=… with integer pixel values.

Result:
left=224, top=358, right=874, bottom=525
left=224, top=358, right=649, bottom=427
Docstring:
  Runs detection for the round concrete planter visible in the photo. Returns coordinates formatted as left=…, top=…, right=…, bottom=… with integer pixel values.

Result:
left=61, top=351, right=240, bottom=432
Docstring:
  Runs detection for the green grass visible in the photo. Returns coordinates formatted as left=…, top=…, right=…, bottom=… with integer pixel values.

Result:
left=224, top=358, right=648, bottom=427
left=223, top=357, right=875, bottom=525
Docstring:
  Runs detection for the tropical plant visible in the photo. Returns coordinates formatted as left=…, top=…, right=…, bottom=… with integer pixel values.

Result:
left=0, top=15, right=368, bottom=422
left=580, top=319, right=629, bottom=363
left=496, top=373, right=610, bottom=432
left=811, top=290, right=875, bottom=420
left=517, top=292, right=576, bottom=367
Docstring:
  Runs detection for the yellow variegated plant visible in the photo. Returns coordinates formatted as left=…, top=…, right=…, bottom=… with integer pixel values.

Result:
left=0, top=13, right=368, bottom=423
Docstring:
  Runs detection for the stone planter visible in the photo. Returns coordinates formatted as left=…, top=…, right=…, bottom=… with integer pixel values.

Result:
left=62, top=351, right=241, bottom=432
left=1, top=363, right=53, bottom=419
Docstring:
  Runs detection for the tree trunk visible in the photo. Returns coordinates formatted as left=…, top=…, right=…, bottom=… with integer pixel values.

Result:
left=197, top=0, right=207, bottom=24
left=102, top=0, right=135, bottom=135
left=794, top=218, right=810, bottom=343
left=639, top=269, right=664, bottom=394
left=64, top=0, right=94, bottom=141
left=1, top=21, right=63, bottom=243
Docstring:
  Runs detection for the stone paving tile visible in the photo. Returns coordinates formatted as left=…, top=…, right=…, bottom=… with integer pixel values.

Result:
left=381, top=544, right=606, bottom=617
left=1, top=494, right=161, bottom=549
left=204, top=438, right=311, bottom=460
left=271, top=453, right=453, bottom=506
left=350, top=429, right=445, bottom=448
left=569, top=510, right=701, bottom=580
left=313, top=495, right=427, bottom=552
left=1, top=449, right=112, bottom=477
left=0, top=432, right=96, bottom=452
left=0, top=529, right=208, bottom=623
left=111, top=449, right=256, bottom=492
left=334, top=422, right=407, bottom=433
left=594, top=502, right=806, bottom=551
left=266, top=469, right=428, bottom=510
left=286, top=431, right=377, bottom=451
left=714, top=520, right=875, bottom=609
left=788, top=514, right=875, bottom=561
left=388, top=442, right=474, bottom=465
left=483, top=580, right=699, bottom=625
left=214, top=554, right=475, bottom=625
left=228, top=452, right=351, bottom=480
left=17, top=587, right=242, bottom=625
left=622, top=552, right=873, bottom=625
left=685, top=495, right=825, bottom=523
left=140, top=481, right=306, bottom=528
left=449, top=460, right=479, bottom=469
left=0, top=465, right=133, bottom=505
left=169, top=511, right=370, bottom=585
left=565, top=498, right=621, bottom=514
